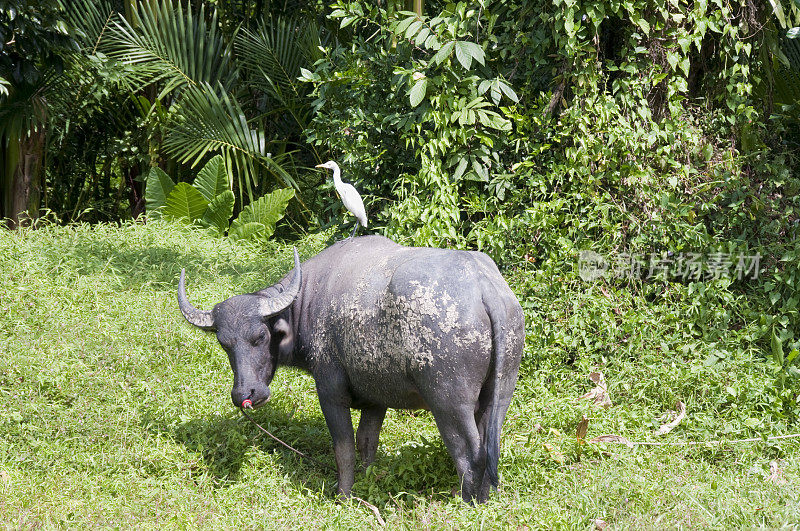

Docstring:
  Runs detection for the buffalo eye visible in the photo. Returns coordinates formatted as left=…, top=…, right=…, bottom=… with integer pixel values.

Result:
left=251, top=329, right=268, bottom=346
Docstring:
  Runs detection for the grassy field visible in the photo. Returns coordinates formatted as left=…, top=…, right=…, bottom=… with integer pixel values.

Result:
left=1, top=221, right=798, bottom=529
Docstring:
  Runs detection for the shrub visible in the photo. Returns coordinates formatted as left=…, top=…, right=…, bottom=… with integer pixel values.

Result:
left=145, top=155, right=295, bottom=242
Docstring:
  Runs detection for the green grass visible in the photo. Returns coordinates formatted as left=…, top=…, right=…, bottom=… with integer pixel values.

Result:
left=1, top=220, right=798, bottom=529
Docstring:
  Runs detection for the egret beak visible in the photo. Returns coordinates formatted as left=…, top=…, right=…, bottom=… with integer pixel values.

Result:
left=315, top=164, right=324, bottom=168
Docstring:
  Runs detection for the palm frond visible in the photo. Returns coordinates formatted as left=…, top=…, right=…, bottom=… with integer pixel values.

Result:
left=106, top=0, right=236, bottom=98
left=163, top=82, right=298, bottom=205
left=784, top=32, right=800, bottom=70
left=0, top=68, right=61, bottom=140
left=236, top=14, right=321, bottom=100
left=773, top=33, right=800, bottom=106
left=61, top=0, right=118, bottom=53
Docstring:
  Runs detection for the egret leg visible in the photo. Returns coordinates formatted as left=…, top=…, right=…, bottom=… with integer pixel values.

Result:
left=350, top=223, right=358, bottom=238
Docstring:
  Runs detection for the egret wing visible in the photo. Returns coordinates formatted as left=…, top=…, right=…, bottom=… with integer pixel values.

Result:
left=337, top=182, right=368, bottom=227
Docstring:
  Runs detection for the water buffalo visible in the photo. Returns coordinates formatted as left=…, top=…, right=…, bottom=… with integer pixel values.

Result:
left=178, top=235, right=524, bottom=503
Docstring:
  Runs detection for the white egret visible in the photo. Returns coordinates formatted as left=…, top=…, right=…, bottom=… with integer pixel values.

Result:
left=316, top=160, right=367, bottom=238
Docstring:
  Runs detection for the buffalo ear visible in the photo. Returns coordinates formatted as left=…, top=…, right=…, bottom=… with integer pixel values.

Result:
left=270, top=316, right=294, bottom=360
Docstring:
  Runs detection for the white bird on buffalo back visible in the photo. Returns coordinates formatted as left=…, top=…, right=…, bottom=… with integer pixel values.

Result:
left=315, top=160, right=367, bottom=238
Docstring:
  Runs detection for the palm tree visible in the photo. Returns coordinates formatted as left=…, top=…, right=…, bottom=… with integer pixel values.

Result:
left=103, top=0, right=321, bottom=209
left=0, top=81, right=48, bottom=228
left=2, top=0, right=325, bottom=225
left=0, top=2, right=76, bottom=227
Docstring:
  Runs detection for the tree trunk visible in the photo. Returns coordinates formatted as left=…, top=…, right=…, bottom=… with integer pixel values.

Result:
left=2, top=130, right=46, bottom=229
left=122, top=160, right=145, bottom=219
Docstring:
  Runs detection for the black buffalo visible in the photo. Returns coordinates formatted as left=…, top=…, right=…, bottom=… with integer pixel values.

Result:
left=178, top=235, right=523, bottom=503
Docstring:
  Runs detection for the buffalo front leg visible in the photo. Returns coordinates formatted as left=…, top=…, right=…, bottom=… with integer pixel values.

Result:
left=356, top=407, right=386, bottom=467
left=318, top=399, right=357, bottom=497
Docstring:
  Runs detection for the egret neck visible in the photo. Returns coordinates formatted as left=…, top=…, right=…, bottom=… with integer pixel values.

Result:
left=329, top=162, right=343, bottom=190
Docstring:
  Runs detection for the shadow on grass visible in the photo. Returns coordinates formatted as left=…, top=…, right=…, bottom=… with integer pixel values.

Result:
left=143, top=401, right=459, bottom=504
left=160, top=402, right=335, bottom=489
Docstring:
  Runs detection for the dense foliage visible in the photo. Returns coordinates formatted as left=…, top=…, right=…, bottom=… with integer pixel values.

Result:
left=0, top=0, right=78, bottom=226
left=303, top=0, right=797, bottom=263
left=300, top=0, right=800, bottom=418
left=3, top=0, right=326, bottom=225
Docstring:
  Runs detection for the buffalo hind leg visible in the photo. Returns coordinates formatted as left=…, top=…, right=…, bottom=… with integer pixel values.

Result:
left=474, top=385, right=494, bottom=502
left=474, top=394, right=513, bottom=502
left=357, top=406, right=386, bottom=467
left=430, top=403, right=486, bottom=503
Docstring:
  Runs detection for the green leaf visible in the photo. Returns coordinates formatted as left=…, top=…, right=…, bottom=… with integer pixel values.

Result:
left=424, top=34, right=440, bottom=50
left=340, top=15, right=357, bottom=28
left=768, top=0, right=787, bottom=28
left=229, top=188, right=295, bottom=241
left=405, top=20, right=424, bottom=39
left=666, top=51, right=679, bottom=71
left=228, top=221, right=267, bottom=241
left=453, top=157, right=469, bottom=180
left=634, top=17, right=650, bottom=36
left=679, top=56, right=690, bottom=77
left=431, top=41, right=454, bottom=66
left=498, top=80, right=519, bottom=103
left=409, top=78, right=428, bottom=107
left=678, top=36, right=691, bottom=54
left=454, top=41, right=473, bottom=69
left=415, top=27, right=431, bottom=46
left=454, top=41, right=485, bottom=70
left=395, top=15, right=417, bottom=36
left=471, top=159, right=489, bottom=181
left=200, top=190, right=235, bottom=235
left=164, top=183, right=209, bottom=222
left=145, top=167, right=175, bottom=215
left=771, top=328, right=784, bottom=367
left=194, top=155, right=230, bottom=202
left=468, top=42, right=485, bottom=65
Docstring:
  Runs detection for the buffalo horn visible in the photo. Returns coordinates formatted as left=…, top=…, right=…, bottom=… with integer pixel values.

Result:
left=257, top=247, right=302, bottom=317
left=178, top=269, right=216, bottom=330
